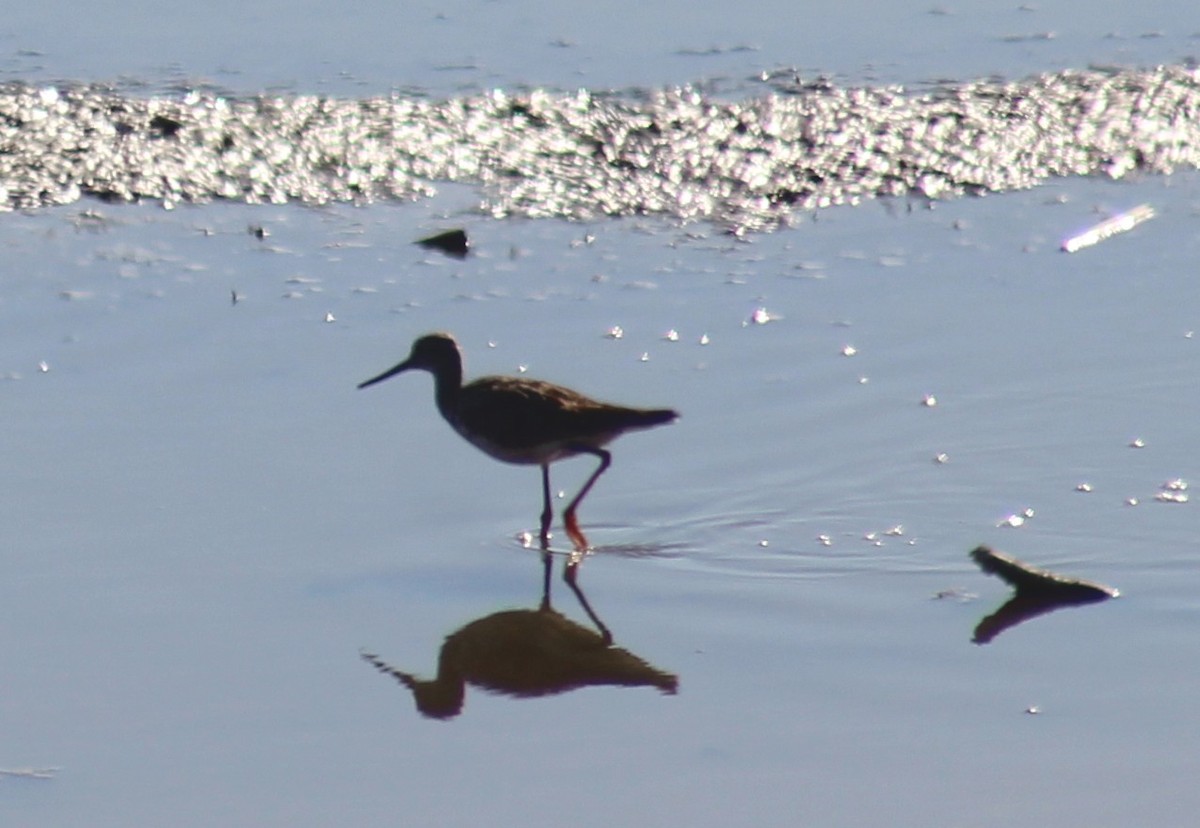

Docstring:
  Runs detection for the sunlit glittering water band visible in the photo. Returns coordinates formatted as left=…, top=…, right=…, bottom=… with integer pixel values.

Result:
left=2, top=64, right=1198, bottom=231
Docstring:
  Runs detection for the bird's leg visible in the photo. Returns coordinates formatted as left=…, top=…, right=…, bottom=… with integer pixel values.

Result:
left=564, top=556, right=613, bottom=645
left=563, top=447, right=611, bottom=552
left=539, top=464, right=553, bottom=548
left=539, top=548, right=553, bottom=611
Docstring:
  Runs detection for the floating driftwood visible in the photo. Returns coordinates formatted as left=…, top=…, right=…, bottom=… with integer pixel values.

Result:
left=971, top=546, right=1119, bottom=599
left=1060, top=203, right=1156, bottom=253
left=415, top=228, right=470, bottom=259
left=969, top=545, right=1119, bottom=644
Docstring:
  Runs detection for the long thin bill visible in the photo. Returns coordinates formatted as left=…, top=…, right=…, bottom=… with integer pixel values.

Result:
left=357, top=360, right=411, bottom=389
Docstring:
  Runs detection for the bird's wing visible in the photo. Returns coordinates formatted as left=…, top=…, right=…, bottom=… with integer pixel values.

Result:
left=456, top=377, right=624, bottom=450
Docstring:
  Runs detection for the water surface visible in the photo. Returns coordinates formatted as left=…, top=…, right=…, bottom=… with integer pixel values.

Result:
left=3, top=3, right=1200, bottom=827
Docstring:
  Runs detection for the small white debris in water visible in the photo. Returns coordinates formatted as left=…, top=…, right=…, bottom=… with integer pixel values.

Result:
left=605, top=325, right=624, bottom=339
left=1161, top=478, right=1188, bottom=491
left=324, top=312, right=336, bottom=323
left=1185, top=331, right=1195, bottom=339
left=817, top=534, right=832, bottom=547
left=1155, top=491, right=1189, bottom=504
left=664, top=329, right=679, bottom=342
left=758, top=539, right=769, bottom=547
left=699, top=333, right=710, bottom=345
left=1129, top=437, right=1146, bottom=448
left=885, top=525, right=904, bottom=536
left=518, top=364, right=528, bottom=374
left=841, top=344, right=857, bottom=357
left=746, top=307, right=775, bottom=326
left=921, top=394, right=938, bottom=407
left=231, top=289, right=241, bottom=305
left=863, top=531, right=878, bottom=542
left=1022, top=508, right=1035, bottom=518
left=516, top=531, right=536, bottom=548
left=487, top=341, right=497, bottom=348
left=38, top=361, right=49, bottom=373
left=1025, top=706, right=1041, bottom=715
left=858, top=376, right=869, bottom=384
left=1126, top=496, right=1140, bottom=506
left=999, top=514, right=1025, bottom=528
left=639, top=352, right=650, bottom=362
left=1075, top=482, right=1093, bottom=493
left=934, top=452, right=950, bottom=464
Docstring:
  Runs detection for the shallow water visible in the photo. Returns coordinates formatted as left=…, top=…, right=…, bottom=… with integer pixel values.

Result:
left=4, top=3, right=1200, bottom=827
left=5, top=0, right=1199, bottom=94
left=5, top=174, right=1199, bottom=826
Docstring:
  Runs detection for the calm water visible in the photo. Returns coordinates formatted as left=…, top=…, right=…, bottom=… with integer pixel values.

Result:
left=3, top=3, right=1200, bottom=827
left=4, top=0, right=1199, bottom=94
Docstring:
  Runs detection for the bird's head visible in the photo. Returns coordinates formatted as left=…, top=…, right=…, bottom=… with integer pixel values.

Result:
left=358, top=332, right=463, bottom=389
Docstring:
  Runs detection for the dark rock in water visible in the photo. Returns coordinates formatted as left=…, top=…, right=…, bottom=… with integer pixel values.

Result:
left=416, top=228, right=469, bottom=259
left=148, top=114, right=183, bottom=138
left=82, top=185, right=132, bottom=204
left=969, top=545, right=1119, bottom=644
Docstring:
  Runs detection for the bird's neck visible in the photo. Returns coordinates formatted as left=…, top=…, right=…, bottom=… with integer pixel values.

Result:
left=430, top=362, right=463, bottom=419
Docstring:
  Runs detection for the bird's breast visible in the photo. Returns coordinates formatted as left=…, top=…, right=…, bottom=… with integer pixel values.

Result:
left=453, top=424, right=595, bottom=465
left=446, top=415, right=609, bottom=468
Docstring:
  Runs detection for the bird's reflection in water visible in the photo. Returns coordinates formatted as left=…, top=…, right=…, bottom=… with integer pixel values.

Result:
left=362, top=551, right=678, bottom=719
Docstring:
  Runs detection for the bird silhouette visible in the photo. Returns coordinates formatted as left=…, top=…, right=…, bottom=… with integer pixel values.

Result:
left=358, top=332, right=677, bottom=549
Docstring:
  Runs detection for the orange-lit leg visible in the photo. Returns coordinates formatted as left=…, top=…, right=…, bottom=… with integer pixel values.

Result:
left=563, top=447, right=611, bottom=551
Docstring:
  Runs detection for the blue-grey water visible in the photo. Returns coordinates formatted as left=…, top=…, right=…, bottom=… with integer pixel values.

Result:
left=3, top=3, right=1200, bottom=827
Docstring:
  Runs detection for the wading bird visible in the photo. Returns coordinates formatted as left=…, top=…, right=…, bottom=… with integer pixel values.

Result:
left=358, top=332, right=677, bottom=550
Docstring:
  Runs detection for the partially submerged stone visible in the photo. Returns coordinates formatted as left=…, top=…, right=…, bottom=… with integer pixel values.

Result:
left=415, top=228, right=470, bottom=259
